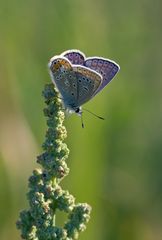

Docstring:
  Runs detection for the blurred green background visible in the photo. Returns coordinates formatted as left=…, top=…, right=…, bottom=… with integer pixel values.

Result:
left=0, top=0, right=162, bottom=239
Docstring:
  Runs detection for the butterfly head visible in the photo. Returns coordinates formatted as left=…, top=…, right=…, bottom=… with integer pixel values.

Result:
left=75, top=107, right=82, bottom=115
left=64, top=104, right=82, bottom=115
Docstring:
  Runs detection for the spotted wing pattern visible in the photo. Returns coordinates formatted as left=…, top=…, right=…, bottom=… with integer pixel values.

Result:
left=84, top=57, right=120, bottom=95
left=73, top=65, right=102, bottom=106
left=62, top=50, right=85, bottom=65
left=49, top=56, right=78, bottom=109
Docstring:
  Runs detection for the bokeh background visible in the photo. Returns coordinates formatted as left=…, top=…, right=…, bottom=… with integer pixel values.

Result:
left=0, top=0, right=162, bottom=239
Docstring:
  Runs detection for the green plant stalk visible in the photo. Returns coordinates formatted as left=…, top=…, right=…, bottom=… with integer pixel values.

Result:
left=17, top=83, right=91, bottom=240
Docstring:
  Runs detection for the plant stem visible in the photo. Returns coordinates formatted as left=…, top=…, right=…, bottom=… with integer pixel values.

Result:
left=16, top=84, right=91, bottom=240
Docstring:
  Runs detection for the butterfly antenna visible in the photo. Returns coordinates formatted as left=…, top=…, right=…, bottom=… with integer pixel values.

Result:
left=82, top=108, right=105, bottom=120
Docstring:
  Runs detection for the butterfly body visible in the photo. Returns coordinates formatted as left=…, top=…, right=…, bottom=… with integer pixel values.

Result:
left=48, top=50, right=120, bottom=115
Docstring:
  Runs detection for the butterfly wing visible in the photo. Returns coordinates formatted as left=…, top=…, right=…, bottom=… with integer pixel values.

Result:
left=72, top=65, right=102, bottom=107
left=49, top=52, right=119, bottom=111
left=61, top=49, right=85, bottom=65
left=48, top=56, right=78, bottom=110
left=84, top=57, right=120, bottom=95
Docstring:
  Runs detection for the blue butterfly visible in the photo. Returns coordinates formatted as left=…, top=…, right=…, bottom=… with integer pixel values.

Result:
left=48, top=50, right=120, bottom=127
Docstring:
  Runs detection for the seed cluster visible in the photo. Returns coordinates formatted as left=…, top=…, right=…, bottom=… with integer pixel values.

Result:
left=17, top=84, right=91, bottom=240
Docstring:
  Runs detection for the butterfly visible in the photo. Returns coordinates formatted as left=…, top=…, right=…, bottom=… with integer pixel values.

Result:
left=48, top=50, right=120, bottom=126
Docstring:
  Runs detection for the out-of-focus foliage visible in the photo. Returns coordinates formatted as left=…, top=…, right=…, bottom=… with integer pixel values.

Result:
left=0, top=0, right=162, bottom=239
